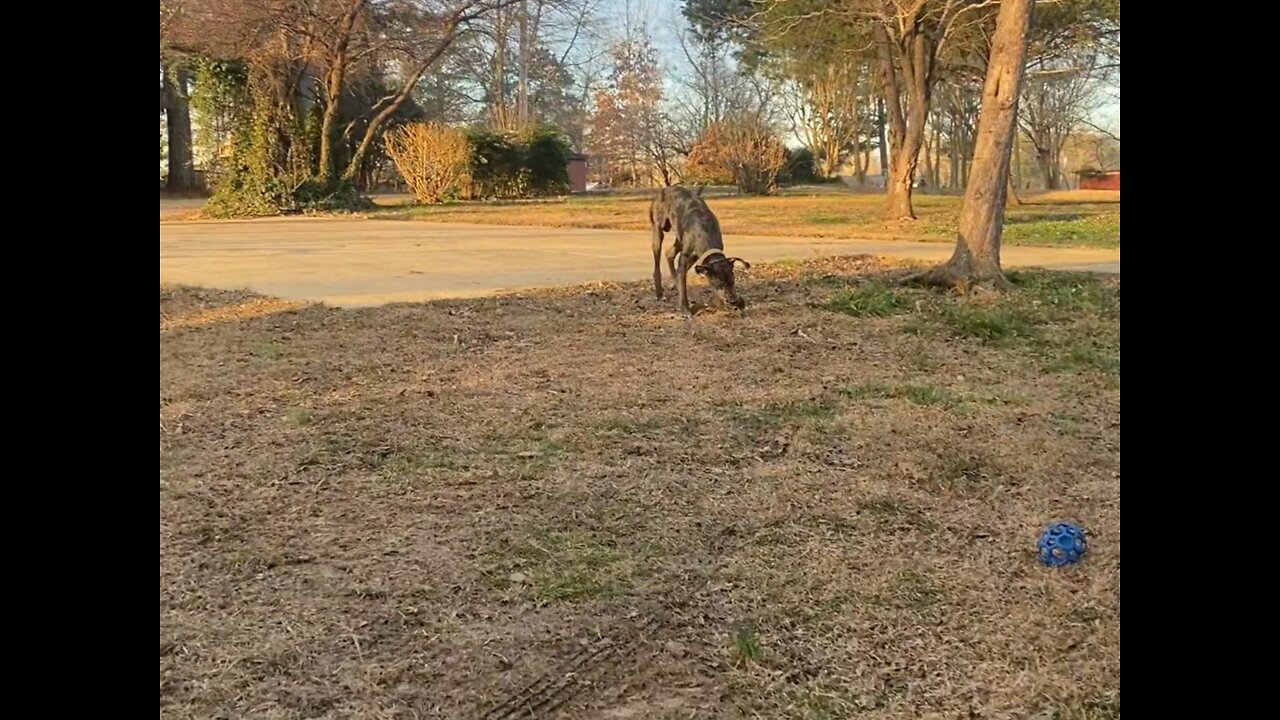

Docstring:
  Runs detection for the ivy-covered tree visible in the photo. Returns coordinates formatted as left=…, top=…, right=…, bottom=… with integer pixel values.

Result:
left=164, top=0, right=523, bottom=216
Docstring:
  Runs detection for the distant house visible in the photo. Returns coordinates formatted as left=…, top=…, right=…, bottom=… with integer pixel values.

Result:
left=567, top=154, right=588, bottom=193
left=1078, top=170, right=1120, bottom=191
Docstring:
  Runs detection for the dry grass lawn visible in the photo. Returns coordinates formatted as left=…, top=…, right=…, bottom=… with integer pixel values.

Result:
left=374, top=188, right=1121, bottom=250
left=160, top=257, right=1120, bottom=719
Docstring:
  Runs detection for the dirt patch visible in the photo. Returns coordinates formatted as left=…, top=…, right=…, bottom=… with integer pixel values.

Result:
left=160, top=257, right=1120, bottom=719
left=160, top=197, right=209, bottom=221
left=161, top=285, right=312, bottom=332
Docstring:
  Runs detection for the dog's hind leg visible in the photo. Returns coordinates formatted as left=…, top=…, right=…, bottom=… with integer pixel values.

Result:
left=651, top=221, right=666, bottom=300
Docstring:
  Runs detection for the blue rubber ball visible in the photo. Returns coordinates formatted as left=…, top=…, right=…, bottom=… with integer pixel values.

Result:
left=1037, top=522, right=1088, bottom=567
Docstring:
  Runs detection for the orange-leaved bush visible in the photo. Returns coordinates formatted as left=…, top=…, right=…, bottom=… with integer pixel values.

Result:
left=685, top=121, right=786, bottom=195
left=385, top=123, right=471, bottom=204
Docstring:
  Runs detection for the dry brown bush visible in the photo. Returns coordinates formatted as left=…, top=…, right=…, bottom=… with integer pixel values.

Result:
left=686, top=121, right=787, bottom=195
left=384, top=122, right=471, bottom=204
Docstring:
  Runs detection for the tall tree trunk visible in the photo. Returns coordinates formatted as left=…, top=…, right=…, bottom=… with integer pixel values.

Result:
left=949, top=111, right=960, bottom=189
left=1007, top=130, right=1022, bottom=206
left=517, top=0, right=529, bottom=128
left=854, top=137, right=866, bottom=184
left=318, top=0, right=367, bottom=187
left=164, top=62, right=198, bottom=193
left=923, top=132, right=934, bottom=189
left=936, top=126, right=947, bottom=188
left=915, top=0, right=1035, bottom=291
left=876, top=97, right=888, bottom=183
left=1013, top=130, right=1023, bottom=189
left=874, top=22, right=931, bottom=220
left=1035, top=144, right=1056, bottom=189
left=1052, top=136, right=1069, bottom=189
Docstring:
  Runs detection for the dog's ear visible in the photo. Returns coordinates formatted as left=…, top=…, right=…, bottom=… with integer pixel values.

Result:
left=694, top=263, right=709, bottom=275
left=729, top=257, right=751, bottom=269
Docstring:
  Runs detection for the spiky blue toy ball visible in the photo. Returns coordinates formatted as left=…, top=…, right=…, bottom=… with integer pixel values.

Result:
left=1037, top=522, right=1088, bottom=567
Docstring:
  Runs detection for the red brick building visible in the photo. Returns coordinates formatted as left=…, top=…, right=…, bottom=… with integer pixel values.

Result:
left=1078, top=170, right=1120, bottom=191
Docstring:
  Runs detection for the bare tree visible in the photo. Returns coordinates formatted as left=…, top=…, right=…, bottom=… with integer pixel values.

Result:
left=467, top=0, right=597, bottom=131
left=665, top=20, right=782, bottom=170
left=787, top=63, right=866, bottom=177
left=1018, top=59, right=1100, bottom=188
left=916, top=0, right=1036, bottom=290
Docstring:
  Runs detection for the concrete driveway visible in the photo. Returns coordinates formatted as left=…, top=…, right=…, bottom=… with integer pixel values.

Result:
left=159, top=216, right=1120, bottom=308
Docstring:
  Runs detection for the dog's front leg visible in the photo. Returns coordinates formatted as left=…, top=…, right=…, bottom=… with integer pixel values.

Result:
left=676, top=253, right=692, bottom=317
left=651, top=224, right=665, bottom=300
left=664, top=242, right=679, bottom=292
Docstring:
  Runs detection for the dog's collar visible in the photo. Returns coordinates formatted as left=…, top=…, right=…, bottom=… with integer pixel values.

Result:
left=696, top=249, right=727, bottom=267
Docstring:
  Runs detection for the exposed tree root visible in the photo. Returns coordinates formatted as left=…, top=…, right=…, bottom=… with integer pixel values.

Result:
left=904, top=259, right=1011, bottom=295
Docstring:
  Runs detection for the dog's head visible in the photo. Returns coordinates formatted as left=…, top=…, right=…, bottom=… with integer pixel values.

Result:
left=695, top=253, right=751, bottom=310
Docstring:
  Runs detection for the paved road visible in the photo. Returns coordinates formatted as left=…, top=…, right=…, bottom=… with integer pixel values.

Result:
left=159, top=216, right=1121, bottom=308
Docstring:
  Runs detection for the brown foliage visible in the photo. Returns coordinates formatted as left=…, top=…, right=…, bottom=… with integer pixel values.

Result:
left=686, top=121, right=786, bottom=195
left=384, top=123, right=471, bottom=204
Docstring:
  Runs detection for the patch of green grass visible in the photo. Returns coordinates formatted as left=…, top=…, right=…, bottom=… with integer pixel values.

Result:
left=803, top=213, right=851, bottom=225
left=902, top=342, right=942, bottom=372
left=938, top=303, right=1038, bottom=344
left=599, top=415, right=667, bottom=435
left=285, top=407, right=312, bottom=426
left=1003, top=210, right=1121, bottom=249
left=858, top=496, right=909, bottom=517
left=889, top=569, right=944, bottom=610
left=1050, top=412, right=1084, bottom=436
left=824, top=281, right=908, bottom=318
left=322, top=435, right=356, bottom=455
left=372, top=190, right=1118, bottom=248
left=729, top=400, right=837, bottom=433
left=900, top=384, right=963, bottom=408
left=857, top=496, right=938, bottom=533
left=843, top=381, right=1013, bottom=411
left=476, top=420, right=570, bottom=465
left=1071, top=605, right=1106, bottom=624
left=483, top=529, right=659, bottom=604
left=1007, top=270, right=1119, bottom=320
left=731, top=623, right=763, bottom=665
left=928, top=452, right=1000, bottom=494
left=1047, top=339, right=1121, bottom=375
left=892, top=270, right=1120, bottom=377
left=251, top=341, right=280, bottom=360
left=842, top=381, right=896, bottom=402
left=378, top=448, right=468, bottom=473
left=534, top=438, right=566, bottom=458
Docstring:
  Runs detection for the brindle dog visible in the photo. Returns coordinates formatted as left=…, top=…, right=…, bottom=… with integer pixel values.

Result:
left=649, top=185, right=751, bottom=316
